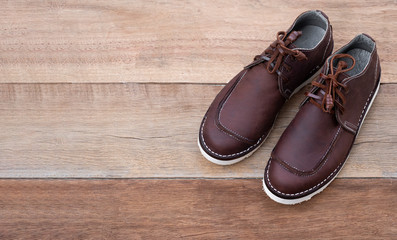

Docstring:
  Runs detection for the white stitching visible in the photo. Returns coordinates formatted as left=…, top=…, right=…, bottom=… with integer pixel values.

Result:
left=332, top=47, right=378, bottom=134
left=357, top=90, right=374, bottom=128
left=356, top=54, right=379, bottom=127
left=266, top=157, right=343, bottom=196
left=200, top=116, right=264, bottom=158
left=345, top=52, right=378, bottom=130
left=374, top=53, right=379, bottom=83
left=356, top=54, right=379, bottom=129
left=217, top=70, right=255, bottom=142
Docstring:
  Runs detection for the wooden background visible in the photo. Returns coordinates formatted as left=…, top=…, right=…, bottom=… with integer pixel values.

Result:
left=0, top=1, right=396, bottom=239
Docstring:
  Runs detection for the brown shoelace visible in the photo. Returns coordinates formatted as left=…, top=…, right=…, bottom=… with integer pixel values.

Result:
left=245, top=31, right=307, bottom=74
left=306, top=54, right=356, bottom=114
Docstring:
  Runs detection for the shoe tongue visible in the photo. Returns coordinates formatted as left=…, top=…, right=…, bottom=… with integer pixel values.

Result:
left=285, top=31, right=301, bottom=48
left=287, top=31, right=301, bottom=43
left=328, top=56, right=355, bottom=81
left=330, top=66, right=350, bottom=82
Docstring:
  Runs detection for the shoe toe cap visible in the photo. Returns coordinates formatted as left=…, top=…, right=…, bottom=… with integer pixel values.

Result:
left=264, top=158, right=310, bottom=199
left=199, top=117, right=254, bottom=160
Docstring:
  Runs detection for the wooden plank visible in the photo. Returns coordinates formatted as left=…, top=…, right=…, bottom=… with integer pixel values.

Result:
left=0, top=83, right=395, bottom=178
left=0, top=0, right=395, bottom=83
left=0, top=179, right=395, bottom=239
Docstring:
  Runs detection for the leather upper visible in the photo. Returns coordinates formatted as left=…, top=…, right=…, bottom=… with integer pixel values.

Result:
left=264, top=34, right=381, bottom=198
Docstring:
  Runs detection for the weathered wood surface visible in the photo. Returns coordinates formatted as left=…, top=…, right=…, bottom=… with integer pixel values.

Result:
left=1, top=0, right=396, bottom=83
left=0, top=179, right=395, bottom=239
left=0, top=83, right=395, bottom=178
left=0, top=1, right=395, bottom=238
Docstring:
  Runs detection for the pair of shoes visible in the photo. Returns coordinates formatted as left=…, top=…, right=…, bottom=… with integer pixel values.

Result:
left=198, top=10, right=381, bottom=205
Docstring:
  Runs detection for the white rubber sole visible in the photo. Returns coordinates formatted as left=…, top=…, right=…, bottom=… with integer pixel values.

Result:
left=263, top=80, right=381, bottom=205
left=262, top=164, right=343, bottom=205
left=198, top=137, right=265, bottom=166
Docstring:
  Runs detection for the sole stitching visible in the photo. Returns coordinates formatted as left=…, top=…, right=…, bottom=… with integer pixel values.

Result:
left=266, top=158, right=342, bottom=197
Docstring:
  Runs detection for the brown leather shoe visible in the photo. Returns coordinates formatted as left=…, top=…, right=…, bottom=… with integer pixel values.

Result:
left=263, top=34, right=381, bottom=204
left=198, top=10, right=333, bottom=165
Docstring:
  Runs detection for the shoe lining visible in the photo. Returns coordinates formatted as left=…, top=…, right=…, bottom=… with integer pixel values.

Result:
left=332, top=34, right=375, bottom=77
left=291, top=11, right=327, bottom=49
left=294, top=25, right=326, bottom=49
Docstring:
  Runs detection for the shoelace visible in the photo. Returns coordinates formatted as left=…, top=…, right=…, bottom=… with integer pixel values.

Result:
left=245, top=31, right=307, bottom=74
left=306, top=54, right=356, bottom=114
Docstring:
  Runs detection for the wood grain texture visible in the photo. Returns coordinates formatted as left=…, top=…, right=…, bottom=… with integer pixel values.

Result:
left=0, top=0, right=396, bottom=83
left=0, top=179, right=395, bottom=239
left=0, top=2, right=394, bottom=237
left=0, top=83, right=395, bottom=178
